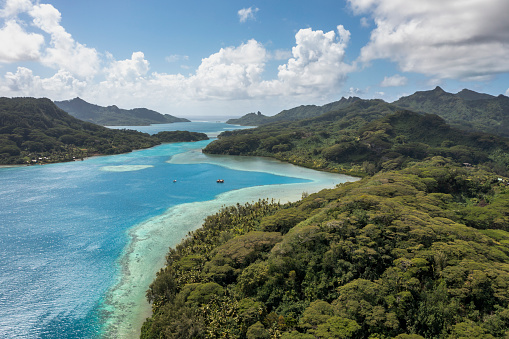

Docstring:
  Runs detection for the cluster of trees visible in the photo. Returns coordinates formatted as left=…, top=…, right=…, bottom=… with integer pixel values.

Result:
left=142, top=158, right=509, bottom=338
left=0, top=97, right=207, bottom=165
left=204, top=108, right=509, bottom=177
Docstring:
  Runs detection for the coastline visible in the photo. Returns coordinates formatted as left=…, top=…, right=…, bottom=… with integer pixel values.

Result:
left=102, top=149, right=359, bottom=338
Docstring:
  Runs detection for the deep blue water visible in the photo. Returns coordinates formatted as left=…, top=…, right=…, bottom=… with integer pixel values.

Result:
left=0, top=124, right=307, bottom=338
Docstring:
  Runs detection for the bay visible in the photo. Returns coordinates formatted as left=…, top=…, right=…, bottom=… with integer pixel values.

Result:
left=0, top=122, right=357, bottom=338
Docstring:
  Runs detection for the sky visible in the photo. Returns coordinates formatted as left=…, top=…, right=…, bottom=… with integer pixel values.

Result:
left=1, top=0, right=509, bottom=118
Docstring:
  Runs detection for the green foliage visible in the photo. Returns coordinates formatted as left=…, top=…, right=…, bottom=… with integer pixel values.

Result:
left=154, top=130, right=208, bottom=143
left=246, top=321, right=270, bottom=339
left=312, top=316, right=361, bottom=338
left=205, top=102, right=509, bottom=177
left=0, top=97, right=207, bottom=165
left=54, top=97, right=189, bottom=126
left=227, top=97, right=361, bottom=126
left=394, top=86, right=509, bottom=138
left=142, top=160, right=509, bottom=338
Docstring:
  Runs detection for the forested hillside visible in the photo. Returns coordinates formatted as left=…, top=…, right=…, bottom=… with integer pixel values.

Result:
left=0, top=97, right=206, bottom=165
left=393, top=87, right=509, bottom=138
left=143, top=94, right=509, bottom=338
left=229, top=87, right=509, bottom=140
left=142, top=159, right=509, bottom=338
left=227, top=97, right=360, bottom=126
left=55, top=97, right=189, bottom=126
left=205, top=104, right=509, bottom=177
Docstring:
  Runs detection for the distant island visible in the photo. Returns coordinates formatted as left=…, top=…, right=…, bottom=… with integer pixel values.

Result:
left=54, top=97, right=190, bottom=126
left=0, top=97, right=207, bottom=165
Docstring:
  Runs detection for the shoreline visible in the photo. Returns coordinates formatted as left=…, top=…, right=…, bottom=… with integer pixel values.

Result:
left=101, top=149, right=359, bottom=338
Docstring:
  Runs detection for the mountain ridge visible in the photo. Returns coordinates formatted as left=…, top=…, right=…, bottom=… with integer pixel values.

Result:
left=393, top=87, right=509, bottom=137
left=227, top=96, right=361, bottom=126
left=54, top=97, right=190, bottom=126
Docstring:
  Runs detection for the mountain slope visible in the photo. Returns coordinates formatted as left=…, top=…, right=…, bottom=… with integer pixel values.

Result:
left=227, top=96, right=361, bottom=126
left=204, top=101, right=509, bottom=177
left=142, top=160, right=509, bottom=338
left=393, top=87, right=509, bottom=138
left=55, top=97, right=190, bottom=126
left=0, top=97, right=206, bottom=165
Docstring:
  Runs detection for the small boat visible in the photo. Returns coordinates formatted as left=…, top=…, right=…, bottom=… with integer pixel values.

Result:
left=216, top=179, right=224, bottom=183
left=173, top=179, right=177, bottom=183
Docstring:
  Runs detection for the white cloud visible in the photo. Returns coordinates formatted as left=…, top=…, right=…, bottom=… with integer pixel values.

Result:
left=29, top=4, right=100, bottom=78
left=349, top=0, right=509, bottom=80
left=262, top=25, right=354, bottom=96
left=347, top=87, right=364, bottom=96
left=0, top=0, right=32, bottom=17
left=1, top=22, right=356, bottom=114
left=380, top=74, right=407, bottom=87
left=505, top=88, right=509, bottom=97
left=360, top=17, right=370, bottom=28
left=165, top=54, right=189, bottom=63
left=271, top=49, right=292, bottom=61
left=105, top=52, right=150, bottom=83
left=190, top=39, right=267, bottom=99
left=0, top=19, right=43, bottom=62
left=238, top=7, right=259, bottom=23
left=4, top=66, right=86, bottom=99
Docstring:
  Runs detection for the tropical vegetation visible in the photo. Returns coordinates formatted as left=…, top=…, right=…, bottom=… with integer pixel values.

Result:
left=55, top=97, right=189, bottom=126
left=142, top=158, right=509, bottom=338
left=142, top=88, right=509, bottom=338
left=0, top=97, right=207, bottom=165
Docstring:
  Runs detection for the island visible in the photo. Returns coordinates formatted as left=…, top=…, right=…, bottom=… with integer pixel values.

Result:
left=54, top=97, right=190, bottom=126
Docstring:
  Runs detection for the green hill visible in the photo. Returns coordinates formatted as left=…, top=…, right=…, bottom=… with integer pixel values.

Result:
left=227, top=96, right=361, bottom=126
left=205, top=100, right=509, bottom=177
left=0, top=97, right=206, bottom=165
left=55, top=97, right=190, bottom=126
left=393, top=87, right=509, bottom=138
left=142, top=159, right=509, bottom=338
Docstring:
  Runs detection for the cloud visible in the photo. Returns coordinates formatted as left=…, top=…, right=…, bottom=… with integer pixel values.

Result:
left=4, top=66, right=86, bottom=99
left=271, top=49, right=292, bottom=61
left=165, top=54, right=189, bottom=63
left=360, top=17, right=370, bottom=28
left=347, top=87, right=364, bottom=96
left=1, top=22, right=355, bottom=112
left=0, top=0, right=32, bottom=17
left=190, top=39, right=267, bottom=99
left=262, top=25, right=354, bottom=96
left=505, top=88, right=509, bottom=97
left=105, top=52, right=150, bottom=83
left=380, top=74, right=407, bottom=87
left=29, top=4, right=100, bottom=78
left=238, top=7, right=259, bottom=23
left=349, top=0, right=509, bottom=80
left=0, top=19, right=44, bottom=62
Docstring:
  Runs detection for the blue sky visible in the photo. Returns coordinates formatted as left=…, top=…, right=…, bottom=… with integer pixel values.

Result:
left=1, top=0, right=509, bottom=118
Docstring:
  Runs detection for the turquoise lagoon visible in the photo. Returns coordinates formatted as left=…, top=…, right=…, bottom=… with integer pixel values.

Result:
left=0, top=122, right=357, bottom=338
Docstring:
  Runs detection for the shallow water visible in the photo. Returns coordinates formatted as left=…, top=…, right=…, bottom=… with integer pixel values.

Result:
left=0, top=123, right=357, bottom=338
